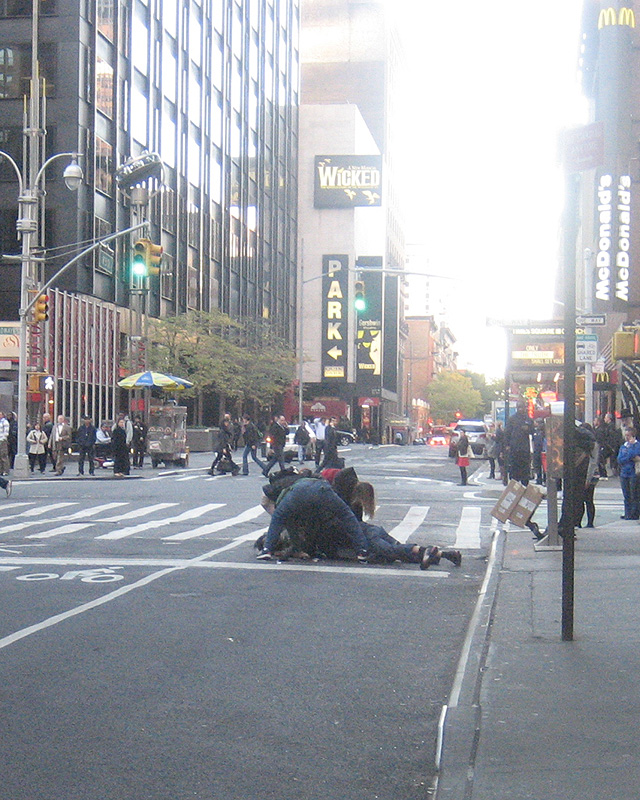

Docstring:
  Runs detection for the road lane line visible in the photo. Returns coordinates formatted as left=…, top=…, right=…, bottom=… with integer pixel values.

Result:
left=94, top=503, right=225, bottom=540
left=388, top=505, right=430, bottom=543
left=162, top=505, right=265, bottom=541
left=454, top=506, right=482, bottom=549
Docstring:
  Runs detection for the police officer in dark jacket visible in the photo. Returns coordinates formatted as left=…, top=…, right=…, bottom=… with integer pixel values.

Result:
left=132, top=416, right=148, bottom=468
left=504, top=401, right=534, bottom=484
left=76, top=416, right=97, bottom=476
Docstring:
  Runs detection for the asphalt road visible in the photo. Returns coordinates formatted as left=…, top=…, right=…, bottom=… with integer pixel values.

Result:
left=0, top=444, right=496, bottom=800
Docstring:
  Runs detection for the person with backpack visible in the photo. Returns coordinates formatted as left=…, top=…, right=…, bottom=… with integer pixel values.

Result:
left=240, top=414, right=267, bottom=476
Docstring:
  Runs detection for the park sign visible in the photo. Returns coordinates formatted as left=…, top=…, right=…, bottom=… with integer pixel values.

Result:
left=116, top=152, right=163, bottom=189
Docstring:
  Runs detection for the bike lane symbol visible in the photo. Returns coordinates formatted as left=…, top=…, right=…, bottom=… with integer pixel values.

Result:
left=16, top=567, right=125, bottom=583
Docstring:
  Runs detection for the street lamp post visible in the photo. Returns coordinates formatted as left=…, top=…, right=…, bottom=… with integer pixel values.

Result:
left=0, top=150, right=83, bottom=478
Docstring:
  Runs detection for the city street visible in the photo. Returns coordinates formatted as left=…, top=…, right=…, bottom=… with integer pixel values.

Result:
left=1, top=445, right=507, bottom=799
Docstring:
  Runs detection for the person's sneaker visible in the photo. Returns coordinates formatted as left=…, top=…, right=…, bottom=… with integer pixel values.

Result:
left=5, top=480, right=12, bottom=497
left=420, top=546, right=440, bottom=570
left=442, top=549, right=462, bottom=567
left=256, top=549, right=273, bottom=561
left=356, top=550, right=369, bottom=563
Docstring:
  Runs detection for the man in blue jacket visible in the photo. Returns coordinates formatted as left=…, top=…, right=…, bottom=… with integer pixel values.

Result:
left=257, top=477, right=369, bottom=561
left=617, top=427, right=640, bottom=520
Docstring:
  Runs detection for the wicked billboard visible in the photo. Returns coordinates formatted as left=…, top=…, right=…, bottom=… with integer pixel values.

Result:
left=314, top=155, right=382, bottom=208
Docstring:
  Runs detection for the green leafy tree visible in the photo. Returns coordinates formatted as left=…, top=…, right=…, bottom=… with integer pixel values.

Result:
left=426, top=372, right=483, bottom=423
left=146, top=311, right=295, bottom=421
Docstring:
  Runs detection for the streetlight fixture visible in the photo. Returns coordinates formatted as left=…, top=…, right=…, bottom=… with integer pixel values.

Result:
left=0, top=148, right=84, bottom=478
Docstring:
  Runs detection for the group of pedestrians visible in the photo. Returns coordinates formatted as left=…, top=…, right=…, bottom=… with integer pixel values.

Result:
left=255, top=464, right=462, bottom=570
left=207, top=413, right=346, bottom=478
left=0, top=410, right=149, bottom=486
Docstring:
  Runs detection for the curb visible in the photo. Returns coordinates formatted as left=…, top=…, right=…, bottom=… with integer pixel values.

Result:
left=432, top=527, right=506, bottom=799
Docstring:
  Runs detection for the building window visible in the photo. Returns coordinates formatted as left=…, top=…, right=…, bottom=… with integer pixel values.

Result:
left=96, top=57, right=114, bottom=117
left=161, top=251, right=175, bottom=301
left=0, top=125, right=21, bottom=179
left=96, top=0, right=114, bottom=40
left=0, top=44, right=56, bottom=98
left=0, top=0, right=55, bottom=17
left=95, top=137, right=113, bottom=195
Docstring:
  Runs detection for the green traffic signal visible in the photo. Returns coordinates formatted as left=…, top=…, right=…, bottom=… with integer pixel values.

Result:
left=132, top=238, right=150, bottom=277
left=354, top=279, right=366, bottom=312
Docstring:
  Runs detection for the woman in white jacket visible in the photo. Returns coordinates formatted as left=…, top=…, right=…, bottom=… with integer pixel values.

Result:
left=27, top=423, right=48, bottom=473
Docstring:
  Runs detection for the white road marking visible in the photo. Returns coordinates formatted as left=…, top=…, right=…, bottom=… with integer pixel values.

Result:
left=100, top=503, right=179, bottom=521
left=57, top=503, right=127, bottom=520
left=94, top=503, right=225, bottom=540
left=388, top=505, right=430, bottom=543
left=175, top=475, right=203, bottom=481
left=454, top=506, right=482, bottom=549
left=0, top=503, right=78, bottom=534
left=28, top=524, right=94, bottom=539
left=163, top=505, right=265, bottom=541
left=0, top=503, right=36, bottom=513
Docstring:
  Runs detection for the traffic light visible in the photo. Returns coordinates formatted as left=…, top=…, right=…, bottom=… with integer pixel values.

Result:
left=612, top=331, right=640, bottom=360
left=132, top=238, right=151, bottom=277
left=33, top=294, right=49, bottom=323
left=354, top=279, right=366, bottom=312
left=148, top=242, right=163, bottom=276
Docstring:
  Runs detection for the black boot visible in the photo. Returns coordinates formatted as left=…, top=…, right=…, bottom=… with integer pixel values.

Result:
left=441, top=549, right=462, bottom=567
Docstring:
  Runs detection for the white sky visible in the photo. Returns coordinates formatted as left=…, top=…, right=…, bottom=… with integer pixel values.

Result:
left=391, top=0, right=588, bottom=379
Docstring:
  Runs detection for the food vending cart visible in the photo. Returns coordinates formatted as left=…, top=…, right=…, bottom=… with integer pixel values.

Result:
left=147, top=405, right=189, bottom=468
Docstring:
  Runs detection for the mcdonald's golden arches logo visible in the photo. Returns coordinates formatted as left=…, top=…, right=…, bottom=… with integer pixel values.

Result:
left=598, top=6, right=636, bottom=28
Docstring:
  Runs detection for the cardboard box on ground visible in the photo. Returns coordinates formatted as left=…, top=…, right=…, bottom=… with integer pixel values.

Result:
left=491, top=480, right=545, bottom=527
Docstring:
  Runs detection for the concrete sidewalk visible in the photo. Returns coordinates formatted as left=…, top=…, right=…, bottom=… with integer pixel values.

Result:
left=437, top=479, right=640, bottom=799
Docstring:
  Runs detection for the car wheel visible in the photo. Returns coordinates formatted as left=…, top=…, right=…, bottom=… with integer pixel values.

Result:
left=338, top=435, right=351, bottom=446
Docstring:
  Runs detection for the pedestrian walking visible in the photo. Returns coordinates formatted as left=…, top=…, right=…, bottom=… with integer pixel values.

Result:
left=26, top=423, right=48, bottom=473
left=208, top=413, right=234, bottom=474
left=132, top=416, right=148, bottom=467
left=49, top=415, right=73, bottom=475
left=456, top=431, right=470, bottom=485
left=112, top=418, right=130, bottom=476
left=617, top=427, right=640, bottom=520
left=240, top=414, right=266, bottom=475
left=0, top=473, right=11, bottom=496
left=76, top=416, right=97, bottom=475
left=6, top=411, right=17, bottom=469
left=484, top=427, right=498, bottom=479
left=0, top=410, right=10, bottom=475
left=262, top=414, right=288, bottom=476
left=294, top=421, right=311, bottom=463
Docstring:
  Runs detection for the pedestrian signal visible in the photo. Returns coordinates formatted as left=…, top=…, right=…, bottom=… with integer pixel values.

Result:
left=354, top=280, right=366, bottom=312
left=33, top=294, right=49, bottom=322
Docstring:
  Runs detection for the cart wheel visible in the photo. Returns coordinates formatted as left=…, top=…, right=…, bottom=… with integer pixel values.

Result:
left=178, top=458, right=187, bottom=468
left=151, top=459, right=159, bottom=468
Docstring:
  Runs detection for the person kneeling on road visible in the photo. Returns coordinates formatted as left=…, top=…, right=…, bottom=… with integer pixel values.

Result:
left=257, top=476, right=370, bottom=562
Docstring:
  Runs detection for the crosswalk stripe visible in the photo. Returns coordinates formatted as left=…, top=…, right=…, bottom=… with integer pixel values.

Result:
left=454, top=506, right=482, bottom=549
left=0, top=503, right=35, bottom=513
left=28, top=524, right=94, bottom=540
left=100, top=503, right=179, bottom=522
left=59, top=503, right=128, bottom=520
left=163, top=505, right=265, bottom=541
left=94, top=503, right=225, bottom=540
left=388, top=505, right=430, bottom=543
left=0, top=503, right=78, bottom=535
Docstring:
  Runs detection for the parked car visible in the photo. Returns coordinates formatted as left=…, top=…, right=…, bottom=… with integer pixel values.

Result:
left=283, top=423, right=316, bottom=461
left=449, top=420, right=489, bottom=457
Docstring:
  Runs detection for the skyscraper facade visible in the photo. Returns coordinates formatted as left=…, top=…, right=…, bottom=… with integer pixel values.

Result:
left=0, top=0, right=300, bottom=423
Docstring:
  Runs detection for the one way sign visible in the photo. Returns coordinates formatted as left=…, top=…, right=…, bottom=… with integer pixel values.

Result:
left=576, top=314, right=606, bottom=327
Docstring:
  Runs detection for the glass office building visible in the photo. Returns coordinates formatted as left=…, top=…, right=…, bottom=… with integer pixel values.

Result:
left=0, top=0, right=299, bottom=420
